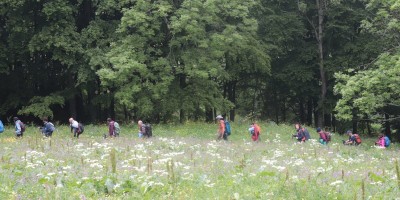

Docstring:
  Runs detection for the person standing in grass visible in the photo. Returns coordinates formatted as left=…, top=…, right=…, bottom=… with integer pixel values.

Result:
left=138, top=120, right=143, bottom=138
left=69, top=117, right=81, bottom=138
left=14, top=117, right=25, bottom=138
left=248, top=123, right=261, bottom=142
left=216, top=115, right=226, bottom=140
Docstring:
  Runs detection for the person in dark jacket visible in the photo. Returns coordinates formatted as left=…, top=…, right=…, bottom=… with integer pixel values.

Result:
left=14, top=117, right=25, bottom=138
left=41, top=117, right=55, bottom=137
left=293, top=123, right=306, bottom=142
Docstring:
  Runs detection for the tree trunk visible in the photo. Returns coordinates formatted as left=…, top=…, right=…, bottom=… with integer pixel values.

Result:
left=299, top=97, right=305, bottom=124
left=229, top=82, right=236, bottom=122
left=68, top=74, right=77, bottom=119
left=384, top=113, right=392, bottom=140
left=332, top=113, right=336, bottom=132
left=205, top=106, right=213, bottom=122
left=180, top=109, right=185, bottom=124
left=316, top=0, right=326, bottom=128
left=307, top=98, right=313, bottom=126
left=352, top=108, right=358, bottom=134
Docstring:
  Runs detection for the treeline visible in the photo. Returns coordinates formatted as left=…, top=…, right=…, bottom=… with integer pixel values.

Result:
left=0, top=0, right=399, bottom=138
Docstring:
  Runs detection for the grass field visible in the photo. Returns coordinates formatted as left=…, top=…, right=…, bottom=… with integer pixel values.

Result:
left=0, top=122, right=399, bottom=199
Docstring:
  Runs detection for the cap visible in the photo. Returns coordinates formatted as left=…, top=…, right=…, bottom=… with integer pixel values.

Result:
left=316, top=127, right=321, bottom=132
left=216, top=115, right=223, bottom=119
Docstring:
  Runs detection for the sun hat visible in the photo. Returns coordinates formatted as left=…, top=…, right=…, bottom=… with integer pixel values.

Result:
left=216, top=115, right=223, bottom=119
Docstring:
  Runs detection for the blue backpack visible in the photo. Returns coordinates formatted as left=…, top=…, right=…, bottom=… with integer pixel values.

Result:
left=0, top=120, right=4, bottom=133
left=384, top=136, right=390, bottom=147
left=224, top=120, right=231, bottom=136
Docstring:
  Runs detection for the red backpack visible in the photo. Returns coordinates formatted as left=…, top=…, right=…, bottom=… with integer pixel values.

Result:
left=353, top=134, right=361, bottom=144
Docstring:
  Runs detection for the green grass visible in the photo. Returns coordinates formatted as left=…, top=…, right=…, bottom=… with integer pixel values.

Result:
left=0, top=122, right=399, bottom=199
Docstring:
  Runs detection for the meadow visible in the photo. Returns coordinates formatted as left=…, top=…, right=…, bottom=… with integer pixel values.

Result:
left=0, top=121, right=399, bottom=199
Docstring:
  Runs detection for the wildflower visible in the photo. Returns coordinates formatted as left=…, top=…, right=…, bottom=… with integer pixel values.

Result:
left=330, top=180, right=343, bottom=186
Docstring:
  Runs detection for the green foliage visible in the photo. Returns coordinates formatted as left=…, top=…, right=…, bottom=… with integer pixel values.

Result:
left=334, top=0, right=400, bottom=121
left=18, top=94, right=64, bottom=118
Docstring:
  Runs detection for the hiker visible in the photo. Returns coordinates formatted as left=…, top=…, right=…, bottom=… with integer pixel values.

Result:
left=375, top=134, right=390, bottom=148
left=317, top=127, right=328, bottom=145
left=69, top=117, right=82, bottom=138
left=138, top=120, right=143, bottom=138
left=141, top=122, right=152, bottom=138
left=0, top=119, right=4, bottom=133
left=106, top=118, right=116, bottom=138
left=41, top=117, right=55, bottom=137
left=384, top=134, right=391, bottom=148
left=293, top=123, right=306, bottom=142
left=375, top=134, right=385, bottom=147
left=14, top=117, right=25, bottom=138
left=216, top=115, right=226, bottom=140
left=248, top=123, right=260, bottom=142
left=343, top=130, right=361, bottom=145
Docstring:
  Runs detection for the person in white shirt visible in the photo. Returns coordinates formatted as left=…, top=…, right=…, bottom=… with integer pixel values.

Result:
left=69, top=117, right=80, bottom=138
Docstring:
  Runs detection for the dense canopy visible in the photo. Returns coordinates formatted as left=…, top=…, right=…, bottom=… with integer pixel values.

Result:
left=0, top=0, right=399, bottom=138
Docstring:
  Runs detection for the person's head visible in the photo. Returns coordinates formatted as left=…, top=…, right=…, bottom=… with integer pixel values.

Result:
left=13, top=117, right=19, bottom=122
left=107, top=118, right=112, bottom=124
left=216, top=115, right=223, bottom=120
left=316, top=127, right=322, bottom=132
left=346, top=130, right=353, bottom=136
left=295, top=123, right=301, bottom=130
left=69, top=118, right=74, bottom=123
left=138, top=120, right=143, bottom=125
left=42, top=117, right=48, bottom=123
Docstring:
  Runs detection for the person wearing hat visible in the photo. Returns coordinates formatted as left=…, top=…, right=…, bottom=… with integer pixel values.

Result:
left=216, top=115, right=226, bottom=140
left=317, top=127, right=327, bottom=145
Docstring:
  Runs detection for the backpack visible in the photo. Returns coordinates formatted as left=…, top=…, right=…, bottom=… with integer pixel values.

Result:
left=303, top=128, right=311, bottom=140
left=353, top=134, right=361, bottom=144
left=0, top=120, right=4, bottom=133
left=48, top=122, right=55, bottom=132
left=19, top=121, right=26, bottom=133
left=144, top=123, right=152, bottom=137
left=324, top=132, right=331, bottom=142
left=78, top=123, right=84, bottom=134
left=114, top=122, right=120, bottom=136
left=384, top=136, right=390, bottom=147
left=224, top=120, right=231, bottom=136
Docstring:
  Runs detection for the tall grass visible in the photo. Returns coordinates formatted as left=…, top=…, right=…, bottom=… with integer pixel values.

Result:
left=0, top=122, right=398, bottom=199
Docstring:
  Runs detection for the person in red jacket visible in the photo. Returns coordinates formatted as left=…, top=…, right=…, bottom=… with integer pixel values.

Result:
left=248, top=123, right=260, bottom=142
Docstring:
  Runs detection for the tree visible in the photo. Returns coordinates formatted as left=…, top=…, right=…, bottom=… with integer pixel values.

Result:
left=335, top=0, right=400, bottom=139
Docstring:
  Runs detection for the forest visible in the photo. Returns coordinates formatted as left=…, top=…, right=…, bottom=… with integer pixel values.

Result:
left=0, top=0, right=399, bottom=139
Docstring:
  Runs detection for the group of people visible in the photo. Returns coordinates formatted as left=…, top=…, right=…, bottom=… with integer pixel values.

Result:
left=1, top=116, right=393, bottom=148
left=216, top=115, right=260, bottom=142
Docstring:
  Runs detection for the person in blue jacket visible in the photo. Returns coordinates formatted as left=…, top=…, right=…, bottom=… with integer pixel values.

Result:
left=41, top=117, right=55, bottom=137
